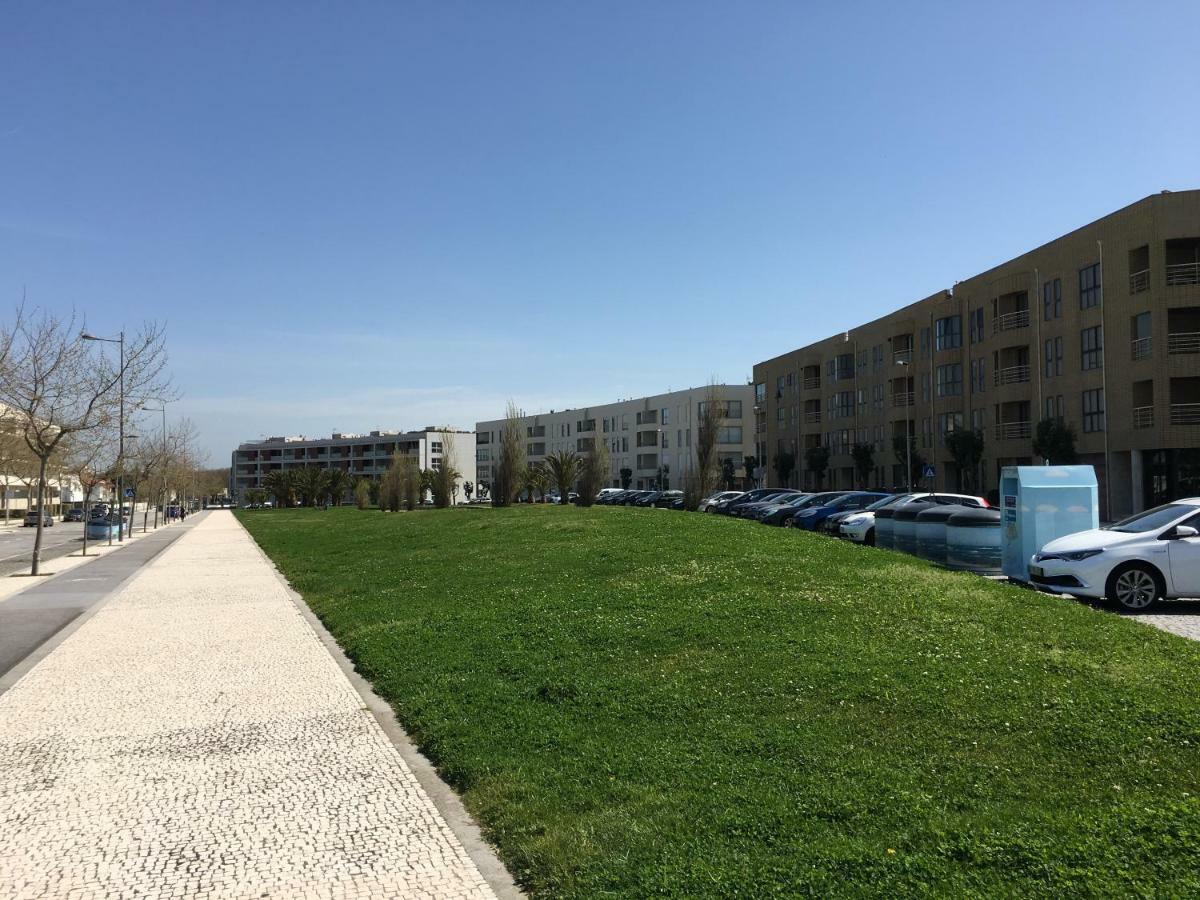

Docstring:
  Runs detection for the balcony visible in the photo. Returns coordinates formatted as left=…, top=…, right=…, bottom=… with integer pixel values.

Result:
left=1133, top=406, right=1154, bottom=429
left=1131, top=336, right=1152, bottom=360
left=803, top=375, right=820, bottom=390
left=891, top=391, right=914, bottom=408
left=993, top=365, right=1031, bottom=387
left=804, top=410, right=821, bottom=424
left=1167, top=262, right=1200, bottom=286
left=992, top=309, right=1030, bottom=333
left=1129, top=269, right=1150, bottom=294
left=995, top=421, right=1031, bottom=440
left=893, top=348, right=913, bottom=365
left=1168, top=332, right=1200, bottom=354
left=1170, top=404, right=1200, bottom=426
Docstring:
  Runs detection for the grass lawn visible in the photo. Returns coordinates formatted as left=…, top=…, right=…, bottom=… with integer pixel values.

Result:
left=238, top=505, right=1200, bottom=897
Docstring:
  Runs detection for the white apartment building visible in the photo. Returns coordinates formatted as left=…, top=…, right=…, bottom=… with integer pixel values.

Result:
left=230, top=427, right=477, bottom=502
left=475, top=385, right=757, bottom=492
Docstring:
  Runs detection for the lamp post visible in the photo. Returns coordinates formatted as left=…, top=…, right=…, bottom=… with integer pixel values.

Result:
left=142, top=403, right=167, bottom=528
left=81, top=330, right=125, bottom=541
left=897, top=358, right=913, bottom=491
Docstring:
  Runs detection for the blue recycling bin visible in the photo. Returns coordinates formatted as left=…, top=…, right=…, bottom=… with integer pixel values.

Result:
left=999, top=465, right=1099, bottom=581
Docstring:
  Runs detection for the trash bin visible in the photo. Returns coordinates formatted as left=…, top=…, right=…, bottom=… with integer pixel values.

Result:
left=893, top=503, right=927, bottom=556
left=875, top=506, right=898, bottom=549
left=999, top=465, right=1099, bottom=581
left=946, top=508, right=1002, bottom=574
left=915, top=505, right=959, bottom=564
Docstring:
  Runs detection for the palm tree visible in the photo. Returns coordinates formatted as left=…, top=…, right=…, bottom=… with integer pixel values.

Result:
left=294, top=466, right=330, bottom=507
left=325, top=467, right=351, bottom=505
left=263, top=469, right=295, bottom=508
left=522, top=463, right=547, bottom=503
left=544, top=450, right=581, bottom=505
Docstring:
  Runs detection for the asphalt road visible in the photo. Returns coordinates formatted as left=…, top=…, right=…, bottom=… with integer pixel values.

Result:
left=0, top=522, right=97, bottom=577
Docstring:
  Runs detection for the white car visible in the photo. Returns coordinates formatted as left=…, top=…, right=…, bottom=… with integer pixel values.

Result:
left=1030, top=499, right=1200, bottom=611
left=839, top=492, right=987, bottom=545
left=699, top=490, right=744, bottom=513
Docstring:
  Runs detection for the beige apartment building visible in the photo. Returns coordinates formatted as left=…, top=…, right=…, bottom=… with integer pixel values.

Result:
left=230, top=427, right=476, bottom=502
left=753, top=190, right=1200, bottom=520
left=475, top=385, right=757, bottom=492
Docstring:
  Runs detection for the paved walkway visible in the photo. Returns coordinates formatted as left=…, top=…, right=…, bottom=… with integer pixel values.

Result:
left=0, top=511, right=499, bottom=900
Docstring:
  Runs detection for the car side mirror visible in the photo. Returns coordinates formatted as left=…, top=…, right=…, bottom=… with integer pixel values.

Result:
left=1172, top=525, right=1199, bottom=539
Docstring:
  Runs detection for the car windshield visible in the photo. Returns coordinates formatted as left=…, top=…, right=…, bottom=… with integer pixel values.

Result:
left=1106, top=503, right=1193, bottom=533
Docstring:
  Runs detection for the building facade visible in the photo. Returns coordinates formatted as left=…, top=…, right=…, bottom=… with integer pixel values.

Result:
left=753, top=190, right=1200, bottom=520
left=475, top=385, right=757, bottom=492
left=230, top=427, right=477, bottom=502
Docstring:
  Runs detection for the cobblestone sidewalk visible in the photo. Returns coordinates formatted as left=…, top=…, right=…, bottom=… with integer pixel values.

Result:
left=0, top=511, right=498, bottom=900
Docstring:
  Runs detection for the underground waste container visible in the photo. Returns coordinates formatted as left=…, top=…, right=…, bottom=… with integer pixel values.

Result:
left=946, top=507, right=1003, bottom=575
left=915, top=505, right=959, bottom=564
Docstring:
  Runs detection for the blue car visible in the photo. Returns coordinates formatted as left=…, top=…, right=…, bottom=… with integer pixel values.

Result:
left=786, top=491, right=888, bottom=530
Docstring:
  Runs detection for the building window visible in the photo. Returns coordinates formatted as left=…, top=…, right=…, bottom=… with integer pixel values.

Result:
left=1081, top=325, right=1104, bottom=370
left=776, top=406, right=784, bottom=422
left=938, top=412, right=963, bottom=444
left=1044, top=337, right=1064, bottom=378
left=717, top=426, right=743, bottom=444
left=935, top=315, right=962, bottom=350
left=922, top=372, right=931, bottom=403
left=1045, top=394, right=1065, bottom=421
left=755, top=383, right=766, bottom=404
left=1082, top=388, right=1105, bottom=432
left=920, top=326, right=931, bottom=358
left=1042, top=278, right=1062, bottom=320
left=970, top=358, right=986, bottom=394
left=873, top=344, right=884, bottom=371
left=1079, top=263, right=1101, bottom=309
left=968, top=308, right=985, bottom=344
left=935, top=363, right=962, bottom=397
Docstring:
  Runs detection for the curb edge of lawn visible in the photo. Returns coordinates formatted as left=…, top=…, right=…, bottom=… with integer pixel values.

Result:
left=235, top=513, right=525, bottom=900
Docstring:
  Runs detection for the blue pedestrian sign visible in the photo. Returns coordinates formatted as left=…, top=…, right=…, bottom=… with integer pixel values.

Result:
left=922, top=464, right=936, bottom=479
left=124, top=488, right=136, bottom=498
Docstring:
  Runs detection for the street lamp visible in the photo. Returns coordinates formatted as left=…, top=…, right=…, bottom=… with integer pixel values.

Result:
left=81, top=330, right=125, bottom=541
left=142, top=403, right=167, bottom=528
left=897, top=358, right=913, bottom=492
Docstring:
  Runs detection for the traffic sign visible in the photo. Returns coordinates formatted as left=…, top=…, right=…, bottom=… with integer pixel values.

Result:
left=124, top=488, right=136, bottom=498
left=922, top=464, right=936, bottom=479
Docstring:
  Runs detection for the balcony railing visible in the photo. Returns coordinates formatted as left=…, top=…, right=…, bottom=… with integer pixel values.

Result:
left=1167, top=331, right=1200, bottom=354
left=1131, top=336, right=1153, bottom=360
left=803, top=375, right=820, bottom=390
left=993, top=364, right=1031, bottom=386
left=992, top=309, right=1030, bottom=333
left=891, top=391, right=914, bottom=407
left=1166, top=262, right=1200, bottom=286
left=1133, top=406, right=1154, bottom=429
left=995, top=421, right=1032, bottom=440
left=1170, top=403, right=1200, bottom=426
left=1129, top=269, right=1150, bottom=294
left=804, top=410, right=821, bottom=424
left=893, top=348, right=913, bottom=365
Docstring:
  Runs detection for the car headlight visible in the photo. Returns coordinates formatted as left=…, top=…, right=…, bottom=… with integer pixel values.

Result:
left=842, top=515, right=867, bottom=525
left=1039, top=549, right=1103, bottom=562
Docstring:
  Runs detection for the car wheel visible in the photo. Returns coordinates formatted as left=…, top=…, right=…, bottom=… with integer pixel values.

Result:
left=865, top=528, right=875, bottom=547
left=1106, top=563, right=1163, bottom=612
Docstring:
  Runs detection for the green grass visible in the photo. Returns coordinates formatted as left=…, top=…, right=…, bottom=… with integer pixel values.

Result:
left=238, top=506, right=1200, bottom=897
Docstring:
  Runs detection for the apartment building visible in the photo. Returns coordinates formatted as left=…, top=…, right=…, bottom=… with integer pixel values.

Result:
left=475, top=385, right=757, bottom=492
left=753, top=190, right=1200, bottom=520
left=230, top=427, right=476, bottom=501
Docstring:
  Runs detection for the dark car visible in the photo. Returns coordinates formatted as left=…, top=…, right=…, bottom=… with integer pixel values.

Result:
left=776, top=492, right=849, bottom=527
left=635, top=491, right=664, bottom=507
left=820, top=493, right=897, bottom=535
left=622, top=491, right=651, bottom=506
left=716, top=488, right=789, bottom=516
left=789, top=491, right=887, bottom=531
left=758, top=493, right=820, bottom=525
left=63, top=508, right=85, bottom=522
left=669, top=497, right=685, bottom=510
left=652, top=490, right=683, bottom=508
left=737, top=491, right=805, bottom=519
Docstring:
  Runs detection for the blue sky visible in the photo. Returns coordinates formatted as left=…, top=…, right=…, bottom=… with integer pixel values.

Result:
left=3, top=2, right=1198, bottom=463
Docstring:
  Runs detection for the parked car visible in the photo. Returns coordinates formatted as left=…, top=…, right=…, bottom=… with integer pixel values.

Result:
left=24, top=509, right=55, bottom=527
left=622, top=491, right=651, bottom=506
left=821, top=494, right=896, bottom=536
left=756, top=493, right=817, bottom=526
left=635, top=491, right=664, bottom=507
left=778, top=491, right=850, bottom=528
left=669, top=497, right=685, bottom=510
left=63, top=508, right=85, bottom=522
left=85, top=512, right=128, bottom=541
left=737, top=491, right=805, bottom=520
left=712, top=488, right=781, bottom=516
left=839, top=492, right=985, bottom=545
left=1030, top=499, right=1200, bottom=611
left=652, top=490, right=683, bottom=508
left=699, top=490, right=743, bottom=513
left=599, top=490, right=633, bottom=505
left=596, top=488, right=624, bottom=503
left=788, top=491, right=887, bottom=531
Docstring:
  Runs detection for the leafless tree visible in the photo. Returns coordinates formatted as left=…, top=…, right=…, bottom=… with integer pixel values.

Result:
left=62, top=426, right=117, bottom=556
left=492, top=401, right=526, bottom=508
left=430, top=432, right=462, bottom=508
left=0, top=308, right=171, bottom=574
left=684, top=383, right=724, bottom=510
left=576, top=433, right=610, bottom=506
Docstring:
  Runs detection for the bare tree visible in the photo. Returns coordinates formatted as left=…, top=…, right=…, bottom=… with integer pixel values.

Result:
left=0, top=309, right=171, bottom=574
left=492, top=400, right=526, bottom=508
left=430, top=432, right=462, bottom=508
left=684, top=384, right=723, bottom=510
left=576, top=433, right=610, bottom=506
left=61, top=426, right=117, bottom=556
